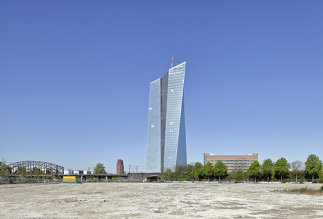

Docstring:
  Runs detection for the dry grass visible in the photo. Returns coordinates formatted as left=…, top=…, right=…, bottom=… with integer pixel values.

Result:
left=282, top=186, right=323, bottom=195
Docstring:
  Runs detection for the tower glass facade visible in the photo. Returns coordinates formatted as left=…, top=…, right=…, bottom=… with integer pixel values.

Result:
left=146, top=62, right=187, bottom=173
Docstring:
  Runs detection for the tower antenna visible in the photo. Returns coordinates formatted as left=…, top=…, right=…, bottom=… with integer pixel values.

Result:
left=171, top=56, right=173, bottom=68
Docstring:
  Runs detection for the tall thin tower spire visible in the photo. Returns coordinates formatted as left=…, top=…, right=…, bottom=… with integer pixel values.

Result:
left=171, top=56, right=173, bottom=68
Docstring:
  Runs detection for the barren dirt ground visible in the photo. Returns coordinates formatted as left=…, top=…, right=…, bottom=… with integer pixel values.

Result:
left=0, top=182, right=322, bottom=218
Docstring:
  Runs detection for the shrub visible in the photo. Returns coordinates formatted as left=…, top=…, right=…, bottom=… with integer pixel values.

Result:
left=319, top=172, right=323, bottom=183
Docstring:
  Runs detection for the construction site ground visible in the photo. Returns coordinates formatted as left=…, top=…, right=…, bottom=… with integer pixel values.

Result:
left=0, top=182, right=322, bottom=218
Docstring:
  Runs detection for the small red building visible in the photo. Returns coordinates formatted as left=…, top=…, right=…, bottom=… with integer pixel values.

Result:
left=116, top=159, right=124, bottom=174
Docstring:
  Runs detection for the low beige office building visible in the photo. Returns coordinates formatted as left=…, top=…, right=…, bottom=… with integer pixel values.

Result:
left=204, top=153, right=258, bottom=172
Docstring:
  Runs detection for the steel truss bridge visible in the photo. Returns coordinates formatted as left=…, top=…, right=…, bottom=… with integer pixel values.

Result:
left=8, top=161, right=64, bottom=174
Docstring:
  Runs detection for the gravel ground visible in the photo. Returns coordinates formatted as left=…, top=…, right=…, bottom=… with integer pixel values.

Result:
left=0, top=182, right=322, bottom=218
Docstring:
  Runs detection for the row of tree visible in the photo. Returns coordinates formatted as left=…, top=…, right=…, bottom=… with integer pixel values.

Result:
left=163, top=154, right=323, bottom=182
left=2, top=154, right=322, bottom=182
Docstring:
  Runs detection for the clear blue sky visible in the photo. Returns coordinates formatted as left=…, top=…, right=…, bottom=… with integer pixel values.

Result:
left=1, top=1, right=322, bottom=173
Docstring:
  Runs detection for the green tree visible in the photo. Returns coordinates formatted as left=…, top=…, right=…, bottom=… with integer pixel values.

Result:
left=56, top=172, right=61, bottom=181
left=247, top=161, right=261, bottom=182
left=163, top=169, right=172, bottom=181
left=262, top=159, right=274, bottom=182
left=175, top=164, right=185, bottom=178
left=93, top=163, right=107, bottom=174
left=274, top=157, right=290, bottom=182
left=305, top=154, right=322, bottom=182
left=192, top=162, right=204, bottom=181
left=182, top=165, right=194, bottom=181
left=203, top=162, right=213, bottom=181
left=50, top=171, right=55, bottom=180
left=319, top=171, right=323, bottom=183
left=19, top=167, right=27, bottom=176
left=0, top=160, right=7, bottom=175
left=4, top=169, right=9, bottom=178
left=0, top=160, right=10, bottom=179
left=213, top=160, right=227, bottom=181
left=291, top=160, right=303, bottom=182
left=227, top=171, right=235, bottom=182
left=236, top=169, right=244, bottom=181
left=34, top=169, right=40, bottom=179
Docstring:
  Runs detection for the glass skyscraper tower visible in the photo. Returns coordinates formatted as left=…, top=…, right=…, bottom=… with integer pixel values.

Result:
left=146, top=62, right=187, bottom=173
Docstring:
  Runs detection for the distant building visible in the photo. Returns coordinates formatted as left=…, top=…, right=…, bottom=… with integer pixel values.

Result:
left=11, top=166, right=19, bottom=173
left=83, top=171, right=92, bottom=175
left=74, top=170, right=83, bottom=175
left=64, top=169, right=74, bottom=175
left=204, top=153, right=258, bottom=172
left=146, top=62, right=187, bottom=173
left=116, top=159, right=124, bottom=174
left=41, top=168, right=51, bottom=174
